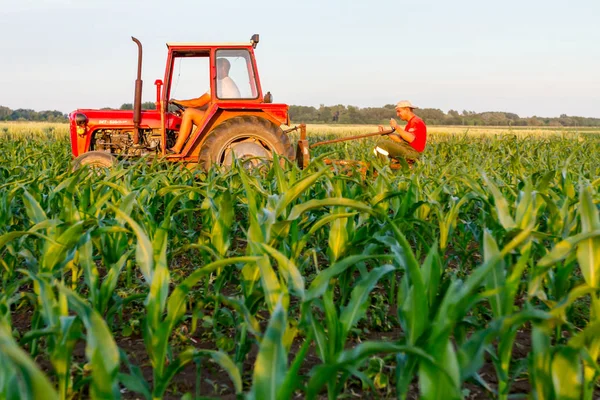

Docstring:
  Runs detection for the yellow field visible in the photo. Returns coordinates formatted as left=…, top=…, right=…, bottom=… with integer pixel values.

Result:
left=303, top=123, right=597, bottom=139
left=1, top=121, right=596, bottom=142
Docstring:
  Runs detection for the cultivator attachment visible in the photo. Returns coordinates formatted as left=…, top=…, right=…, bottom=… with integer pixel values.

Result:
left=293, top=124, right=404, bottom=174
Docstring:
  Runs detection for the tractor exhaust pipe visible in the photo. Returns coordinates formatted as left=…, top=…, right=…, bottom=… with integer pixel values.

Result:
left=131, top=37, right=143, bottom=145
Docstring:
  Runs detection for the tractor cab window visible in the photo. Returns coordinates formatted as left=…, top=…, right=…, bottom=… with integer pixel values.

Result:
left=215, top=49, right=258, bottom=99
left=170, top=54, right=210, bottom=103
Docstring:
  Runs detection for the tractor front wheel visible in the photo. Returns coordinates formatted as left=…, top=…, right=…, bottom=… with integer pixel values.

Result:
left=198, top=116, right=294, bottom=171
left=71, top=151, right=116, bottom=172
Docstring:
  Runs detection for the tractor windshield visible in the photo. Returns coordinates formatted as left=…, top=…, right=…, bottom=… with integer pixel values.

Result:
left=215, top=49, right=258, bottom=100
left=170, top=53, right=210, bottom=102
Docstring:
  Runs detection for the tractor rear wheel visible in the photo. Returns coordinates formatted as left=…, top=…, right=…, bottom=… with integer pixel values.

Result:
left=72, top=151, right=116, bottom=172
left=198, top=116, right=294, bottom=171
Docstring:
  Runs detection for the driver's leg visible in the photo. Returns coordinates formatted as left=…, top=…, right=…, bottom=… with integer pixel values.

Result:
left=171, top=108, right=205, bottom=153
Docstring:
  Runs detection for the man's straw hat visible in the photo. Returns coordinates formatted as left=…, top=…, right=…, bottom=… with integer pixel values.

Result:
left=395, top=100, right=417, bottom=109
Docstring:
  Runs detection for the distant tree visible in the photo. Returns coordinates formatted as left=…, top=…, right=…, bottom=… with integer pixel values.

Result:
left=0, top=106, right=11, bottom=120
left=318, top=105, right=333, bottom=123
left=289, top=105, right=322, bottom=123
left=119, top=101, right=156, bottom=110
left=417, top=108, right=446, bottom=125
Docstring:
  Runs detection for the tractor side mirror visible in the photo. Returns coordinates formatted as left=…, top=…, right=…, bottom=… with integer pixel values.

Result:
left=264, top=91, right=273, bottom=103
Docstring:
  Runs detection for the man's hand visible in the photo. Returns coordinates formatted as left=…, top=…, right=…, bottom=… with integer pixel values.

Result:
left=378, top=125, right=385, bottom=133
left=389, top=118, right=400, bottom=130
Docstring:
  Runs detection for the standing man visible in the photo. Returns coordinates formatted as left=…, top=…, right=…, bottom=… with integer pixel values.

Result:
left=375, top=100, right=427, bottom=162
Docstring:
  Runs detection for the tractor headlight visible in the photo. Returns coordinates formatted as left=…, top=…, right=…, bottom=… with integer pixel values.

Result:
left=75, top=113, right=88, bottom=135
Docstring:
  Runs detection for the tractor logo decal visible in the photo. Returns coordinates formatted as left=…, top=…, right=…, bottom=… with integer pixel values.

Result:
left=98, top=120, right=130, bottom=125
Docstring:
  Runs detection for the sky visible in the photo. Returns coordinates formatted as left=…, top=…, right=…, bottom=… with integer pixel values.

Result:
left=0, top=0, right=599, bottom=118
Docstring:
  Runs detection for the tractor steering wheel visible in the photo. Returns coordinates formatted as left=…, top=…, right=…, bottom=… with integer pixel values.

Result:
left=169, top=100, right=186, bottom=117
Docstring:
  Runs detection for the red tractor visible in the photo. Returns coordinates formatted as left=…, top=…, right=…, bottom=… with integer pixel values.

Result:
left=69, top=34, right=295, bottom=170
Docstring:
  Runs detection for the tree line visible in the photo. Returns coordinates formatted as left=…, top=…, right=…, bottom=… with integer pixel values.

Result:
left=289, top=104, right=600, bottom=127
left=0, top=106, right=68, bottom=123
left=1, top=103, right=599, bottom=127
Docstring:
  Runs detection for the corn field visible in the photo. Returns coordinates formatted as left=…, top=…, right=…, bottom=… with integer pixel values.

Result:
left=0, top=124, right=599, bottom=399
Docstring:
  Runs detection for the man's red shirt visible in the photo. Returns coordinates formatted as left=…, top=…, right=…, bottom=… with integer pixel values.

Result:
left=404, top=116, right=427, bottom=152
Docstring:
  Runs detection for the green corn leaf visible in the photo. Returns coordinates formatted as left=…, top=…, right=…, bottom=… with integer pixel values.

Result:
left=118, top=349, right=151, bottom=399
left=210, top=190, right=234, bottom=257
left=531, top=325, right=553, bottom=399
left=421, top=242, right=443, bottom=308
left=154, top=348, right=243, bottom=398
left=0, top=323, right=59, bottom=400
left=111, top=206, right=154, bottom=284
left=482, top=174, right=516, bottom=230
left=259, top=243, right=305, bottom=300
left=278, top=331, right=313, bottom=400
left=302, top=303, right=328, bottom=362
left=538, top=230, right=600, bottom=268
left=340, top=265, right=395, bottom=344
left=305, top=254, right=394, bottom=302
left=197, top=350, right=243, bottom=394
left=328, top=209, right=348, bottom=262
left=78, top=237, right=99, bottom=310
left=483, top=230, right=505, bottom=318
left=99, top=249, right=132, bottom=314
left=306, top=341, right=436, bottom=399
left=551, top=347, right=583, bottom=400
left=42, top=220, right=85, bottom=272
left=0, top=231, right=58, bottom=250
left=216, top=295, right=262, bottom=338
left=274, top=167, right=329, bottom=218
left=255, top=252, right=286, bottom=314
left=323, top=288, right=340, bottom=359
left=398, top=178, right=417, bottom=218
left=59, top=285, right=120, bottom=399
left=250, top=300, right=287, bottom=400
left=271, top=153, right=289, bottom=194
left=165, top=257, right=260, bottom=331
left=514, top=182, right=539, bottom=229
left=287, top=198, right=377, bottom=221
left=146, top=218, right=171, bottom=330
left=290, top=211, right=357, bottom=259
left=576, top=186, right=600, bottom=288
left=22, top=190, right=47, bottom=225
left=157, top=184, right=208, bottom=197
left=419, top=340, right=461, bottom=400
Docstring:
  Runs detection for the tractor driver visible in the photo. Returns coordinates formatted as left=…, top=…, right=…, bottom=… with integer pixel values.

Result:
left=167, top=58, right=241, bottom=154
left=374, top=100, right=427, bottom=163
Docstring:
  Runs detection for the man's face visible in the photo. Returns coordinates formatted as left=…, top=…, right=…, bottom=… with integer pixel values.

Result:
left=395, top=107, right=411, bottom=120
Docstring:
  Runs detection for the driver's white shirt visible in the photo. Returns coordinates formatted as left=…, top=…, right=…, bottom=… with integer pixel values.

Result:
left=217, top=77, right=241, bottom=99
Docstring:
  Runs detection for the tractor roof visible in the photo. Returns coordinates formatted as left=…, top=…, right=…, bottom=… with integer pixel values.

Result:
left=166, top=42, right=252, bottom=49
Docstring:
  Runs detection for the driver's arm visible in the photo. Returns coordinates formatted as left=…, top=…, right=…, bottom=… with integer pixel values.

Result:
left=172, top=92, right=211, bottom=108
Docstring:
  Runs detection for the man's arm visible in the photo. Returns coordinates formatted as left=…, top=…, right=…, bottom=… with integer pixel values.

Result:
left=171, top=92, right=211, bottom=108
left=389, top=118, right=415, bottom=143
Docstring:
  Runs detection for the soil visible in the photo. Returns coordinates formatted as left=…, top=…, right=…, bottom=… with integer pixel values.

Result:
left=8, top=289, right=588, bottom=399
left=10, top=303, right=536, bottom=399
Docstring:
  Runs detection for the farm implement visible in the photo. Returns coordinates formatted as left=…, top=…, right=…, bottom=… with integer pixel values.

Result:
left=69, top=34, right=402, bottom=172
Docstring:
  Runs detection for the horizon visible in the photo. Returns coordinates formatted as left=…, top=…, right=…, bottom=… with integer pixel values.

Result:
left=1, top=0, right=599, bottom=118
left=0, top=100, right=600, bottom=122
left=0, top=102, right=597, bottom=121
